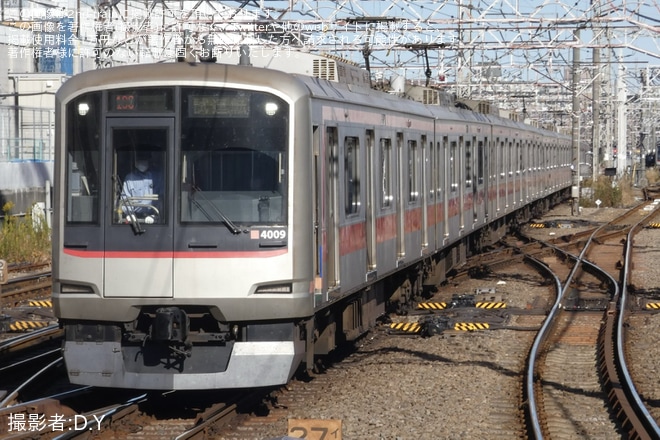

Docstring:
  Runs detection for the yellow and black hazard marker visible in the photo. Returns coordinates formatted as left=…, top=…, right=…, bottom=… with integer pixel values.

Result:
left=417, top=302, right=447, bottom=310
left=28, top=300, right=52, bottom=308
left=454, top=322, right=490, bottom=331
left=645, top=302, right=660, bottom=310
left=9, top=321, right=50, bottom=332
left=389, top=322, right=422, bottom=334
left=648, top=222, right=660, bottom=229
left=475, top=302, right=506, bottom=309
left=529, top=223, right=546, bottom=228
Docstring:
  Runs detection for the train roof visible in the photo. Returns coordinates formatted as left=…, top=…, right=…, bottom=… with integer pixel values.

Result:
left=56, top=60, right=473, bottom=124
left=55, top=61, right=311, bottom=104
left=56, top=58, right=568, bottom=139
left=294, top=73, right=562, bottom=137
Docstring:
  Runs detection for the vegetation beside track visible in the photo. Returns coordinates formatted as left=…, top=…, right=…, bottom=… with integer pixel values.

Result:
left=0, top=202, right=51, bottom=264
left=579, top=172, right=651, bottom=208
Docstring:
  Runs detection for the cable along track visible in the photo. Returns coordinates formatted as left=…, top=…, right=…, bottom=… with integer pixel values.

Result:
left=523, top=201, right=660, bottom=439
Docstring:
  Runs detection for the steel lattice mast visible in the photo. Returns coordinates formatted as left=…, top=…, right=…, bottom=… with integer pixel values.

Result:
left=3, top=0, right=657, bottom=177
left=90, top=0, right=659, bottom=179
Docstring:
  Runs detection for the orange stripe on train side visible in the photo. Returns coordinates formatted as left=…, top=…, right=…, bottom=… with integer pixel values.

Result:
left=339, top=222, right=366, bottom=256
left=464, top=192, right=473, bottom=210
left=427, top=204, right=439, bottom=226
left=404, top=207, right=422, bottom=233
left=448, top=198, right=459, bottom=217
left=376, top=213, right=397, bottom=242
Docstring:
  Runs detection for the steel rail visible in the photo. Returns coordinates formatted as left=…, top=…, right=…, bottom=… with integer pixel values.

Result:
left=52, top=393, right=150, bottom=440
left=524, top=202, right=660, bottom=439
left=612, top=206, right=660, bottom=438
left=523, top=214, right=615, bottom=439
left=0, top=356, right=63, bottom=408
left=0, top=325, right=62, bottom=354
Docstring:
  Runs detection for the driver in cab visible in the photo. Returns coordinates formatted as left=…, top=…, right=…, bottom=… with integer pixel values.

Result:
left=122, top=151, right=162, bottom=224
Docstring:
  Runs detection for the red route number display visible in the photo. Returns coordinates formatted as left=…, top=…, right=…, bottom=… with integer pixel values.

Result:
left=114, top=94, right=136, bottom=111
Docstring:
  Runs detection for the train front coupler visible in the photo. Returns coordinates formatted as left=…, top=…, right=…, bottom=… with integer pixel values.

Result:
left=149, top=307, right=192, bottom=358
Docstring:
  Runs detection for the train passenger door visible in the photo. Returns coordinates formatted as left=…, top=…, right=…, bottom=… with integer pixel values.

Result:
left=458, top=135, right=465, bottom=230
left=326, top=127, right=340, bottom=290
left=443, top=136, right=450, bottom=239
left=421, top=135, right=428, bottom=249
left=433, top=138, right=444, bottom=248
left=396, top=132, right=405, bottom=261
left=104, top=118, right=174, bottom=298
left=365, top=130, right=377, bottom=276
left=313, top=126, right=322, bottom=303
left=482, top=137, right=489, bottom=221
left=465, top=136, right=475, bottom=225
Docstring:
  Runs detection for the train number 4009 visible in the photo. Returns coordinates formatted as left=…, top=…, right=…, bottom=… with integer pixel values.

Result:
left=260, top=229, right=287, bottom=240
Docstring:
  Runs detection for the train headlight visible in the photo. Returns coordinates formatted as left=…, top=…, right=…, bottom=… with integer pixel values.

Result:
left=77, top=103, right=90, bottom=116
left=264, top=102, right=278, bottom=116
left=255, top=283, right=292, bottom=294
left=60, top=282, right=95, bottom=293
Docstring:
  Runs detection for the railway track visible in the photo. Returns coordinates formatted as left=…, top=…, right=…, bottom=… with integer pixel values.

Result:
left=626, top=206, right=660, bottom=432
left=0, top=326, right=65, bottom=408
left=524, top=200, right=660, bottom=439
left=2, top=203, right=660, bottom=438
left=0, top=325, right=63, bottom=357
left=1, top=262, right=53, bottom=337
left=0, top=386, right=275, bottom=439
left=0, top=263, right=284, bottom=439
left=205, top=231, right=560, bottom=438
left=1, top=272, right=51, bottom=307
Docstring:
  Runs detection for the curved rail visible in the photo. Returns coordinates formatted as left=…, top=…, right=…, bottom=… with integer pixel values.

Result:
left=611, top=215, right=660, bottom=437
left=522, top=258, right=561, bottom=439
left=523, top=222, right=602, bottom=438
left=0, top=356, right=63, bottom=408
left=52, top=393, right=150, bottom=440
left=0, top=324, right=62, bottom=353
left=523, top=202, right=660, bottom=439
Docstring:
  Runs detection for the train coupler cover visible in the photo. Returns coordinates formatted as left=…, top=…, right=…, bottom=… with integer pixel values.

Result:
left=151, top=307, right=190, bottom=343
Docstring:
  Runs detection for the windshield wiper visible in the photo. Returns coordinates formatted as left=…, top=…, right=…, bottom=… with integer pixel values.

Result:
left=189, top=186, right=242, bottom=234
left=114, top=175, right=144, bottom=235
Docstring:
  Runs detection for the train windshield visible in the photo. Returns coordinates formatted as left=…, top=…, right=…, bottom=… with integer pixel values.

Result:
left=64, top=92, right=102, bottom=224
left=63, top=87, right=289, bottom=229
left=180, top=87, right=289, bottom=225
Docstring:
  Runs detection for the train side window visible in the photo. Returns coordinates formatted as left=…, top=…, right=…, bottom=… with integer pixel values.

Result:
left=408, top=140, right=419, bottom=202
left=508, top=141, right=514, bottom=176
left=450, top=140, right=457, bottom=192
left=478, top=139, right=485, bottom=185
left=65, top=92, right=101, bottom=224
left=344, top=136, right=360, bottom=216
left=495, top=139, right=500, bottom=179
left=380, top=138, right=393, bottom=208
left=438, top=138, right=446, bottom=197
left=465, top=139, right=472, bottom=188
left=422, top=135, right=430, bottom=201
left=500, top=139, right=506, bottom=179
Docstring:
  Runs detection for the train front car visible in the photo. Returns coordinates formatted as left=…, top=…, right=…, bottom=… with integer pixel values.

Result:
left=52, top=63, right=314, bottom=390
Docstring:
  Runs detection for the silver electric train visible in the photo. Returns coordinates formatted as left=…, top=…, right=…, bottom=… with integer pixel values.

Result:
left=53, top=53, right=572, bottom=390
